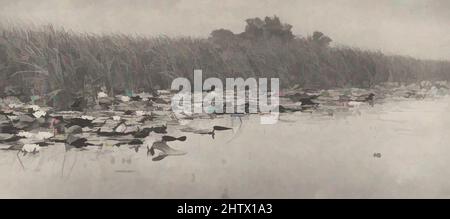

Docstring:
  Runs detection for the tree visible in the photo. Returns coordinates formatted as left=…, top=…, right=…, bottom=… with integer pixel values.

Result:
left=308, top=31, right=332, bottom=47
left=239, top=16, right=294, bottom=42
left=242, top=17, right=265, bottom=40
left=210, top=29, right=236, bottom=45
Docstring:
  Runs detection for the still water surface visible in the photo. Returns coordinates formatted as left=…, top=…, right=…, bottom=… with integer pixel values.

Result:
left=1, top=97, right=450, bottom=198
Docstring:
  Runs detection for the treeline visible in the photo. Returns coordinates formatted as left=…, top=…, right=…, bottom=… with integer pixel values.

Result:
left=0, top=16, right=450, bottom=99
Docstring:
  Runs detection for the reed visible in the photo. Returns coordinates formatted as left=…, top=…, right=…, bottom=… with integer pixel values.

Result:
left=0, top=19, right=449, bottom=102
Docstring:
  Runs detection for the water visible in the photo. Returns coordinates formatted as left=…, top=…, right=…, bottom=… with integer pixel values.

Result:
left=1, top=97, right=450, bottom=198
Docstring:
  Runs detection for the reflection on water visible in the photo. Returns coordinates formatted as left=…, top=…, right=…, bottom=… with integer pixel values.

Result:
left=1, top=97, right=450, bottom=198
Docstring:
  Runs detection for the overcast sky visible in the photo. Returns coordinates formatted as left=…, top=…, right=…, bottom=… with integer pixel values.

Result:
left=1, top=0, right=449, bottom=60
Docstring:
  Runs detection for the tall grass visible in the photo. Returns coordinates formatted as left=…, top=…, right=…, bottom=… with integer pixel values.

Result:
left=0, top=22, right=449, bottom=102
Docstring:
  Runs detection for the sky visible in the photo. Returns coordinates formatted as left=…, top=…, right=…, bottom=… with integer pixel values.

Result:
left=0, top=0, right=449, bottom=60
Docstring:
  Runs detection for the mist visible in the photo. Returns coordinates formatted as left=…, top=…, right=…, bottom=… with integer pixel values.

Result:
left=0, top=0, right=449, bottom=60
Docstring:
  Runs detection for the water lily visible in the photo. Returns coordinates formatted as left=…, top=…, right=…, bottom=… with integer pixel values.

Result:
left=32, top=110, right=46, bottom=118
left=117, top=95, right=130, bottom=102
left=28, top=105, right=41, bottom=111
left=97, top=91, right=108, bottom=98
left=22, top=144, right=40, bottom=153
left=136, top=111, right=148, bottom=116
left=35, top=131, right=53, bottom=140
left=81, top=115, right=95, bottom=120
left=8, top=103, right=23, bottom=109
left=17, top=131, right=35, bottom=138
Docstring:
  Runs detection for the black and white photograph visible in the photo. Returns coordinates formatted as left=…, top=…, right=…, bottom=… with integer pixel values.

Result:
left=0, top=0, right=449, bottom=207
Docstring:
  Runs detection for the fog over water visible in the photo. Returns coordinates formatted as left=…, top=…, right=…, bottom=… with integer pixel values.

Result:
left=0, top=0, right=449, bottom=60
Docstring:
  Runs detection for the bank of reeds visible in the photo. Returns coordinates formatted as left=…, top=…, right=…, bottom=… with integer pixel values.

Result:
left=1, top=22, right=449, bottom=102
